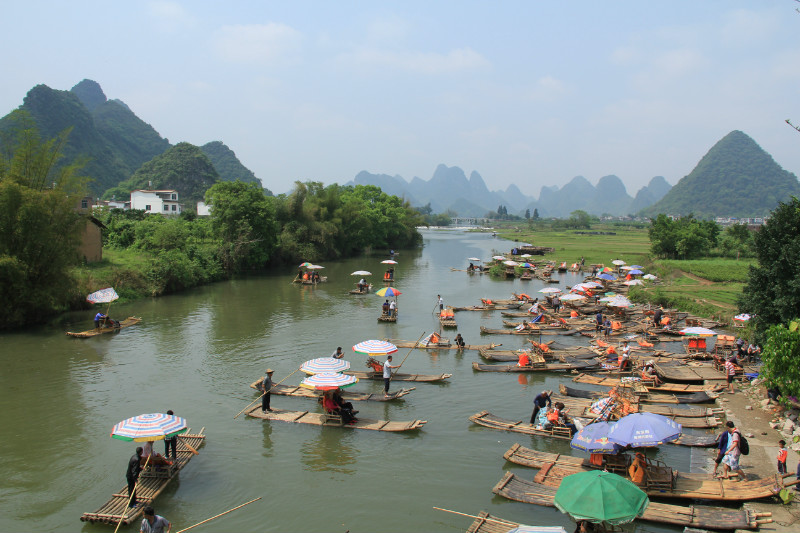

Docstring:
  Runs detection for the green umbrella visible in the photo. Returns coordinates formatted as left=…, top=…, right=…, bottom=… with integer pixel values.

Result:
left=553, top=471, right=648, bottom=525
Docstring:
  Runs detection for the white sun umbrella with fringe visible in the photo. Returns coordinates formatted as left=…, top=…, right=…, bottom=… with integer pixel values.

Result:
left=380, top=260, right=398, bottom=264
left=492, top=255, right=505, bottom=260
left=612, top=259, right=626, bottom=266
left=643, top=274, right=657, bottom=280
left=520, top=253, right=533, bottom=258
left=300, top=357, right=351, bottom=375
left=351, top=270, right=372, bottom=276
left=467, top=257, right=481, bottom=262
left=624, top=280, right=644, bottom=286
left=503, top=260, right=519, bottom=266
left=607, top=296, right=632, bottom=307
left=539, top=288, right=562, bottom=294
left=307, top=264, right=325, bottom=269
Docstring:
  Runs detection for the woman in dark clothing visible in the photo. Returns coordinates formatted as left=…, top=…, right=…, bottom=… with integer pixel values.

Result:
left=530, top=390, right=552, bottom=424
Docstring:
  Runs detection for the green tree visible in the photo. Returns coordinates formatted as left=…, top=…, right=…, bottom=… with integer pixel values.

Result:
left=759, top=321, right=800, bottom=399
left=566, top=210, right=591, bottom=229
left=533, top=208, right=539, bottom=220
left=524, top=208, right=530, bottom=219
left=738, top=196, right=800, bottom=334
left=205, top=180, right=277, bottom=272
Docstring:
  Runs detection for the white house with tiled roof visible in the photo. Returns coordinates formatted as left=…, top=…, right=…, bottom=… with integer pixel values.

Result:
left=130, top=189, right=182, bottom=215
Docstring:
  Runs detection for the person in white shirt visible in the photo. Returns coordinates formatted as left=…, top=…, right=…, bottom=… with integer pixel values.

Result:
left=383, top=355, right=400, bottom=397
left=389, top=300, right=397, bottom=317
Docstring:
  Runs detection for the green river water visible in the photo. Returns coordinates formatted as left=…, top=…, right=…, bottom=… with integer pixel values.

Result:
left=0, top=230, right=703, bottom=532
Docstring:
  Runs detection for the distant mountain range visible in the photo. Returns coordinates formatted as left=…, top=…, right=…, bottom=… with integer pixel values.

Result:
left=0, top=79, right=264, bottom=200
left=348, top=166, right=672, bottom=218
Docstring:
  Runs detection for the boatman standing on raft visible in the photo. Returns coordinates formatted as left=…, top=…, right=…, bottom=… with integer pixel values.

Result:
left=383, top=355, right=400, bottom=398
left=259, top=369, right=274, bottom=412
left=126, top=446, right=143, bottom=508
left=530, top=390, right=552, bottom=425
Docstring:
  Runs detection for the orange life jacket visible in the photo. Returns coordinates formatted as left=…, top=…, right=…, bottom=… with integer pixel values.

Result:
left=518, top=353, right=531, bottom=366
left=430, top=333, right=440, bottom=343
left=570, top=310, right=579, bottom=318
left=547, top=409, right=560, bottom=422
left=611, top=321, right=622, bottom=330
left=606, top=346, right=617, bottom=355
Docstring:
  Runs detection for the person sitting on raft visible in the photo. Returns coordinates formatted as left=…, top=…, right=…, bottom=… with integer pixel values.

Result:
left=641, top=360, right=663, bottom=385
left=467, top=262, right=475, bottom=272
left=382, top=300, right=390, bottom=316
left=141, top=440, right=172, bottom=466
left=546, top=402, right=577, bottom=435
left=426, top=332, right=442, bottom=346
left=515, top=321, right=530, bottom=332
left=322, top=390, right=355, bottom=424
left=517, top=351, right=531, bottom=367
left=454, top=333, right=465, bottom=348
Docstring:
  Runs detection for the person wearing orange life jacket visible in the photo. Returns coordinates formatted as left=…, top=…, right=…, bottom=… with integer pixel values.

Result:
left=429, top=332, right=441, bottom=345
left=618, top=341, right=632, bottom=370
left=517, top=351, right=531, bottom=367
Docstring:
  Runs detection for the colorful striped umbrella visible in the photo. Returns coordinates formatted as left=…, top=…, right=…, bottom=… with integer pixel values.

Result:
left=300, top=372, right=359, bottom=390
left=300, top=357, right=351, bottom=374
left=375, top=286, right=402, bottom=297
left=521, top=262, right=534, bottom=268
left=601, top=267, right=614, bottom=272
left=111, top=413, right=188, bottom=442
left=352, top=339, right=398, bottom=356
left=734, top=313, right=751, bottom=322
left=298, top=262, right=313, bottom=268
left=87, top=287, right=119, bottom=304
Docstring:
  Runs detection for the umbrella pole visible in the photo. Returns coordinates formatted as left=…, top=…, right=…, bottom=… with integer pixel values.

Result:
left=173, top=497, right=261, bottom=533
left=233, top=366, right=303, bottom=419
left=114, top=454, right=152, bottom=533
left=391, top=331, right=426, bottom=379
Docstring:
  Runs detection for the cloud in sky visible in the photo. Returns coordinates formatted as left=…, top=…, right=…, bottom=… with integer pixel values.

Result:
left=1, top=1, right=799, bottom=199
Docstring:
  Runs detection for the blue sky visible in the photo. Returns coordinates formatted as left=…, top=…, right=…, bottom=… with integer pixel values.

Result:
left=2, top=1, right=799, bottom=197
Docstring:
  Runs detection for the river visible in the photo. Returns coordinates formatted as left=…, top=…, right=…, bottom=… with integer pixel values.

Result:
left=0, top=229, right=701, bottom=532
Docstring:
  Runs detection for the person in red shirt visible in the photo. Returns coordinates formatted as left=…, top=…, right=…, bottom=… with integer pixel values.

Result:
left=778, top=440, right=788, bottom=474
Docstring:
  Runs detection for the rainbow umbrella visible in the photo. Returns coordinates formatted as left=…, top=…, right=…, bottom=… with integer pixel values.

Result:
left=521, top=262, right=534, bottom=268
left=300, top=357, right=351, bottom=374
left=352, top=340, right=398, bottom=356
left=375, top=286, right=402, bottom=297
left=299, top=262, right=313, bottom=268
left=601, top=267, right=614, bottom=273
left=300, top=372, right=359, bottom=390
left=111, top=413, right=188, bottom=442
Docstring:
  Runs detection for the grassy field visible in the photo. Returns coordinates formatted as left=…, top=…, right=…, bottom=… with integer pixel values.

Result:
left=490, top=222, right=752, bottom=320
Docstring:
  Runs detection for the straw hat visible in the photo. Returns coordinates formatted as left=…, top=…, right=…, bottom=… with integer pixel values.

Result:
left=545, top=389, right=553, bottom=396
left=265, top=368, right=274, bottom=374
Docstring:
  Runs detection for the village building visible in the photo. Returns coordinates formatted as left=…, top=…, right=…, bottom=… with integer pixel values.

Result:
left=130, top=189, right=182, bottom=215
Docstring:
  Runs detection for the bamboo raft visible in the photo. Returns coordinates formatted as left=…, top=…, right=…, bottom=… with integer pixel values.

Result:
left=80, top=430, right=206, bottom=526
left=469, top=411, right=717, bottom=446
left=464, top=512, right=519, bottom=533
left=480, top=325, right=582, bottom=336
left=389, top=339, right=501, bottom=351
left=248, top=381, right=415, bottom=401
left=573, top=373, right=723, bottom=393
left=439, top=317, right=458, bottom=328
left=246, top=406, right=426, bottom=432
left=345, top=370, right=452, bottom=382
left=503, top=443, right=796, bottom=501
left=655, top=362, right=727, bottom=383
left=378, top=313, right=397, bottom=322
left=452, top=303, right=523, bottom=311
left=472, top=361, right=599, bottom=373
left=491, top=472, right=772, bottom=530
left=549, top=395, right=723, bottom=427
left=469, top=411, right=574, bottom=440
left=558, top=383, right=718, bottom=404
left=66, top=317, right=142, bottom=338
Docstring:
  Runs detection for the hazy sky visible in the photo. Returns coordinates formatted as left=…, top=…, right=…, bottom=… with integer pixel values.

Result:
left=3, top=1, right=800, bottom=197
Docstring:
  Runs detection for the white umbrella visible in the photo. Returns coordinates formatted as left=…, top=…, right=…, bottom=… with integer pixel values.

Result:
left=520, top=253, right=533, bottom=258
left=503, top=260, right=519, bottom=266
left=560, top=293, right=586, bottom=301
left=643, top=274, right=657, bottom=280
left=539, top=288, right=562, bottom=294
left=381, top=260, right=398, bottom=264
left=612, top=259, right=626, bottom=266
left=607, top=296, right=631, bottom=307
left=620, top=265, right=635, bottom=271
left=307, top=264, right=324, bottom=269
left=468, top=257, right=481, bottom=262
left=680, top=327, right=717, bottom=336
left=624, top=280, right=644, bottom=286
left=734, top=313, right=751, bottom=322
left=351, top=270, right=372, bottom=276
left=492, top=255, right=505, bottom=260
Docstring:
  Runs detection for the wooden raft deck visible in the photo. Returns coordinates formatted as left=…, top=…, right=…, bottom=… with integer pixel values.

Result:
left=80, top=431, right=206, bottom=526
left=248, top=381, right=414, bottom=401
left=655, top=362, right=727, bottom=382
left=66, top=317, right=141, bottom=338
left=491, top=472, right=771, bottom=530
left=388, top=339, right=501, bottom=351
left=572, top=373, right=722, bottom=393
left=464, top=511, right=520, bottom=533
left=345, top=370, right=452, bottom=382
left=246, top=406, right=425, bottom=432
left=471, top=361, right=598, bottom=373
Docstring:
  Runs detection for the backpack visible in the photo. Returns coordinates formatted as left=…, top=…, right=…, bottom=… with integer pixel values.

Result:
left=736, top=431, right=750, bottom=455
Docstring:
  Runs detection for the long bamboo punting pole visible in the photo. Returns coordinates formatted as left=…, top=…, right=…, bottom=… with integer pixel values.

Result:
left=432, top=507, right=518, bottom=526
left=391, top=331, right=426, bottom=379
left=233, top=366, right=302, bottom=419
left=114, top=454, right=152, bottom=533
left=173, top=497, right=262, bottom=533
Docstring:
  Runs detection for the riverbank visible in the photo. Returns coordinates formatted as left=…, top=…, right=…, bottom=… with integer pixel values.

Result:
left=722, top=379, right=800, bottom=533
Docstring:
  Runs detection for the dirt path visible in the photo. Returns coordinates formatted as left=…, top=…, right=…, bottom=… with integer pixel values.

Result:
left=678, top=270, right=714, bottom=285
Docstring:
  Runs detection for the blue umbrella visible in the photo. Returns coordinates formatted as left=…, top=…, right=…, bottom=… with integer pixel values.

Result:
left=629, top=265, right=643, bottom=269
left=628, top=269, right=643, bottom=275
left=571, top=421, right=621, bottom=453
left=598, top=273, right=617, bottom=281
left=608, top=413, right=682, bottom=447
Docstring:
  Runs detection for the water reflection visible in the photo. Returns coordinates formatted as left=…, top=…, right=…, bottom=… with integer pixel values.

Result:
left=299, top=429, right=357, bottom=474
left=261, top=421, right=274, bottom=457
